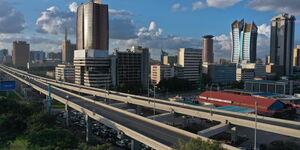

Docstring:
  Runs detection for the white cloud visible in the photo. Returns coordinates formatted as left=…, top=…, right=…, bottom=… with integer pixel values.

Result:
left=148, top=21, right=156, bottom=31
left=248, top=0, right=300, bottom=16
left=36, top=6, right=75, bottom=35
left=68, top=2, right=78, bottom=13
left=192, top=1, right=205, bottom=11
left=206, top=0, right=242, bottom=8
left=257, top=24, right=270, bottom=38
left=172, top=3, right=181, bottom=11
left=109, top=9, right=133, bottom=17
left=0, top=0, right=25, bottom=33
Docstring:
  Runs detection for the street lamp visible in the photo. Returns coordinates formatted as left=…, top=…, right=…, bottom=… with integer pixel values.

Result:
left=153, top=85, right=157, bottom=120
left=254, top=101, right=258, bottom=150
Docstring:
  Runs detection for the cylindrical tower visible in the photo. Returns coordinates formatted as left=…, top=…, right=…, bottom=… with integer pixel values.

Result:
left=76, top=1, right=109, bottom=50
left=202, top=35, right=214, bottom=63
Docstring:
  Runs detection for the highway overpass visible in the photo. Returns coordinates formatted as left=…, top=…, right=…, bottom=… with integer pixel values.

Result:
left=3, top=65, right=299, bottom=139
left=0, top=65, right=239, bottom=150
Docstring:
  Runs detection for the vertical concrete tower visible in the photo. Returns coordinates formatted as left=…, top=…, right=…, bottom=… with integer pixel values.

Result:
left=202, top=35, right=214, bottom=63
left=76, top=0, right=109, bottom=50
left=74, top=0, right=111, bottom=88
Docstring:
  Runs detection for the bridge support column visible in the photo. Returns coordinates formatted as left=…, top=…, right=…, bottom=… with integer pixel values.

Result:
left=131, top=139, right=141, bottom=150
left=182, top=116, right=188, bottom=129
left=65, top=105, right=70, bottom=127
left=85, top=114, right=92, bottom=143
left=230, top=127, right=237, bottom=144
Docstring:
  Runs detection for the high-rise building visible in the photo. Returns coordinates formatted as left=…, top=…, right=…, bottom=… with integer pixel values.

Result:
left=30, top=51, right=46, bottom=62
left=47, top=52, right=61, bottom=60
left=293, top=45, right=300, bottom=67
left=177, top=48, right=202, bottom=83
left=12, top=41, right=30, bottom=67
left=270, top=14, right=295, bottom=76
left=76, top=0, right=108, bottom=50
left=202, top=35, right=214, bottom=63
left=151, top=65, right=174, bottom=85
left=74, top=1, right=111, bottom=88
left=62, top=28, right=76, bottom=64
left=231, top=19, right=257, bottom=63
left=0, top=49, right=8, bottom=63
left=113, top=46, right=149, bottom=90
left=208, top=64, right=236, bottom=84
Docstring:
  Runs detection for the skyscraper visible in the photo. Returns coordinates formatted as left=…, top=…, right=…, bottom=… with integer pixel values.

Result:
left=231, top=19, right=257, bottom=63
left=76, top=0, right=109, bottom=50
left=62, top=28, right=76, bottom=64
left=270, top=14, right=295, bottom=76
left=74, top=1, right=111, bottom=88
left=12, top=41, right=30, bottom=67
left=202, top=35, right=214, bottom=63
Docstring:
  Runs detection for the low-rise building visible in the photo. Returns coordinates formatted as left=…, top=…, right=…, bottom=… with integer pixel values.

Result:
left=55, top=64, right=75, bottom=83
left=151, top=65, right=175, bottom=85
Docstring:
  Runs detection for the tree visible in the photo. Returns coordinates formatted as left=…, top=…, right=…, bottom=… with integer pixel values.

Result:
left=27, top=128, right=78, bottom=150
left=77, top=143, right=113, bottom=150
left=0, top=113, right=27, bottom=148
left=231, top=81, right=244, bottom=89
left=26, top=112, right=56, bottom=134
left=174, top=138, right=224, bottom=150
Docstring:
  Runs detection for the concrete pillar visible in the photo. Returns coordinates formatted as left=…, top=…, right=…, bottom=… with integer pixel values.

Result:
left=230, top=127, right=237, bottom=143
left=65, top=105, right=70, bottom=127
left=85, top=114, right=92, bottom=143
left=131, top=139, right=141, bottom=150
left=182, top=116, right=188, bottom=129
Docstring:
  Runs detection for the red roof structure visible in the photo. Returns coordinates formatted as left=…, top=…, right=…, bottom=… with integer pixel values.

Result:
left=196, top=91, right=285, bottom=115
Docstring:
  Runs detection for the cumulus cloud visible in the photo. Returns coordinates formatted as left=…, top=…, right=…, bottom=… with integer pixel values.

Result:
left=206, top=0, right=242, bottom=8
left=192, top=1, right=205, bottom=11
left=112, top=21, right=200, bottom=57
left=36, top=6, right=75, bottom=35
left=0, top=0, right=25, bottom=33
left=69, top=2, right=78, bottom=13
left=257, top=24, right=271, bottom=38
left=248, top=0, right=300, bottom=16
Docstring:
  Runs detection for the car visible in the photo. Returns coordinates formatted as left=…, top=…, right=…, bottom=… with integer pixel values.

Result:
left=116, top=140, right=126, bottom=147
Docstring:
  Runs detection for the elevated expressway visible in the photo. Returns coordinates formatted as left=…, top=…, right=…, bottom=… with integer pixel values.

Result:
left=0, top=66, right=239, bottom=150
left=2, top=65, right=300, bottom=139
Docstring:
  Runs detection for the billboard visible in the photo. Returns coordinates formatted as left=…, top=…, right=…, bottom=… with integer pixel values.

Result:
left=0, top=81, right=16, bottom=91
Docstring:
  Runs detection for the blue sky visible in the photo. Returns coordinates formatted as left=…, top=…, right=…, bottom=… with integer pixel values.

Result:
left=1, top=0, right=300, bottom=60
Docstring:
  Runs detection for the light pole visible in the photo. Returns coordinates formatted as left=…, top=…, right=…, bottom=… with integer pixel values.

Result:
left=153, top=85, right=156, bottom=120
left=254, top=101, right=258, bottom=150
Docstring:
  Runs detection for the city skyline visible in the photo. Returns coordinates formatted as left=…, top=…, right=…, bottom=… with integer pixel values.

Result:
left=0, top=0, right=300, bottom=61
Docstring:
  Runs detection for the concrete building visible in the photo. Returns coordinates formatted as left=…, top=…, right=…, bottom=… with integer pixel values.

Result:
left=208, top=64, right=236, bottom=84
left=30, top=51, right=46, bottom=62
left=3, top=56, right=12, bottom=65
left=236, top=63, right=266, bottom=81
left=231, top=19, right=257, bottom=63
left=55, top=64, right=75, bottom=83
left=244, top=80, right=297, bottom=95
left=151, top=65, right=175, bottom=85
left=293, top=45, right=300, bottom=67
left=270, top=14, right=295, bottom=76
left=62, top=28, right=76, bottom=64
left=177, top=48, right=202, bottom=83
left=74, top=1, right=111, bottom=88
left=0, top=49, right=8, bottom=63
left=162, top=55, right=177, bottom=66
left=161, top=50, right=168, bottom=64
left=47, top=52, right=61, bottom=60
left=113, top=46, right=149, bottom=90
left=202, top=35, right=214, bottom=63
left=76, top=0, right=108, bottom=50
left=12, top=41, right=30, bottom=67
